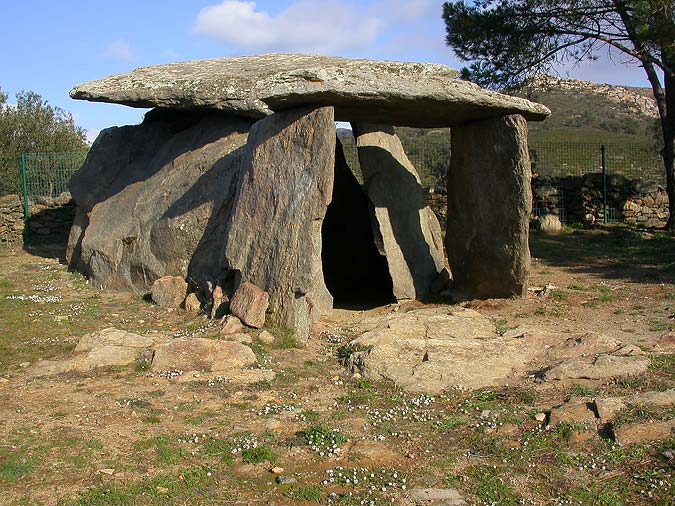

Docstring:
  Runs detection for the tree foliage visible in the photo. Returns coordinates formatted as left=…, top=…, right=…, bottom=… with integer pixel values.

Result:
left=442, top=0, right=675, bottom=229
left=0, top=86, right=88, bottom=195
left=0, top=86, right=88, bottom=156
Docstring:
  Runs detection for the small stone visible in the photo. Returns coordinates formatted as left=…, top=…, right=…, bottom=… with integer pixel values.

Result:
left=534, top=412, right=547, bottom=422
left=229, top=282, right=269, bottom=328
left=352, top=372, right=362, bottom=380
left=220, top=315, right=244, bottom=335
left=97, top=468, right=115, bottom=475
left=257, top=330, right=275, bottom=344
left=548, top=397, right=597, bottom=427
left=211, top=285, right=227, bottom=319
left=228, top=333, right=253, bottom=345
left=593, top=397, right=627, bottom=422
left=480, top=409, right=491, bottom=419
left=276, top=476, right=297, bottom=485
left=19, top=362, right=30, bottom=369
left=151, top=276, right=188, bottom=308
left=183, top=293, right=201, bottom=313
left=271, top=466, right=284, bottom=475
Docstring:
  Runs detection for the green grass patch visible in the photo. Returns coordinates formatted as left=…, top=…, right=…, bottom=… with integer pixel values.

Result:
left=467, top=466, right=519, bottom=505
left=301, top=425, right=349, bottom=453
left=284, top=485, right=324, bottom=501
left=241, top=445, right=276, bottom=464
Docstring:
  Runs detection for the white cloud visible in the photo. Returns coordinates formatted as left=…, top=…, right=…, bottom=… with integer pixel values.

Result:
left=103, top=39, right=135, bottom=61
left=193, top=0, right=384, bottom=54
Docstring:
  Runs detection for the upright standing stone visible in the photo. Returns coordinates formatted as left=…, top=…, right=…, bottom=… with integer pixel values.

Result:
left=225, top=106, right=335, bottom=342
left=352, top=123, right=446, bottom=300
left=446, top=114, right=531, bottom=298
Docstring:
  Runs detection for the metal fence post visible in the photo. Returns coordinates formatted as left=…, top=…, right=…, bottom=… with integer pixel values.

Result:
left=20, top=153, right=29, bottom=224
left=601, top=144, right=607, bottom=224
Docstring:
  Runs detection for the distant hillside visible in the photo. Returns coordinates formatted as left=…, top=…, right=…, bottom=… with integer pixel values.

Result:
left=514, top=75, right=659, bottom=145
left=340, top=75, right=659, bottom=147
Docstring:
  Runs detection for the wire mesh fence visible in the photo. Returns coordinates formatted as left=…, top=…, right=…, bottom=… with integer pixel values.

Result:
left=0, top=141, right=668, bottom=249
left=21, top=152, right=88, bottom=205
left=0, top=152, right=86, bottom=247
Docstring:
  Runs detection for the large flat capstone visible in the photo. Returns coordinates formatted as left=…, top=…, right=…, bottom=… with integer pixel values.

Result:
left=70, top=54, right=550, bottom=127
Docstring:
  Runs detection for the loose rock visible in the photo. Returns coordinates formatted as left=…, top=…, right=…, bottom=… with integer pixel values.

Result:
left=183, top=292, right=201, bottom=313
left=229, top=282, right=270, bottom=329
left=151, top=276, right=188, bottom=308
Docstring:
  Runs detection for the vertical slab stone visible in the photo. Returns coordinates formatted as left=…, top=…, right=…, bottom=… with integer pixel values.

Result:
left=225, top=106, right=335, bottom=343
left=351, top=123, right=446, bottom=300
left=446, top=114, right=531, bottom=298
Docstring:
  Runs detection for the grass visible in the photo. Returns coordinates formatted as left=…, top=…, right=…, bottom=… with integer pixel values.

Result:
left=241, top=446, right=276, bottom=464
left=0, top=453, right=37, bottom=484
left=467, top=466, right=519, bottom=505
left=301, top=425, right=349, bottom=452
left=265, top=325, right=301, bottom=349
left=284, top=485, right=324, bottom=501
left=134, top=436, right=189, bottom=465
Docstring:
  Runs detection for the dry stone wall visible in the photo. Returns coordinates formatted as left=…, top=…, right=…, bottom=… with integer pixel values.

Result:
left=532, top=174, right=668, bottom=226
left=425, top=174, right=669, bottom=231
left=0, top=192, right=75, bottom=247
left=0, top=194, right=24, bottom=246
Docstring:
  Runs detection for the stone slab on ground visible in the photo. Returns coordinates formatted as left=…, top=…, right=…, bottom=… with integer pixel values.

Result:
left=345, top=306, right=546, bottom=393
left=408, top=488, right=466, bottom=506
left=614, top=419, right=675, bottom=446
left=343, top=307, right=654, bottom=393
left=70, top=54, right=550, bottom=126
left=544, top=354, right=650, bottom=381
left=32, top=328, right=167, bottom=377
left=151, top=337, right=256, bottom=373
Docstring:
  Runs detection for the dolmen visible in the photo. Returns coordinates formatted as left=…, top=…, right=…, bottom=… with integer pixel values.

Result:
left=67, top=54, right=549, bottom=341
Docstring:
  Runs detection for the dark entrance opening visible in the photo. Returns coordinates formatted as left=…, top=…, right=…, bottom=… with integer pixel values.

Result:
left=321, top=139, right=396, bottom=309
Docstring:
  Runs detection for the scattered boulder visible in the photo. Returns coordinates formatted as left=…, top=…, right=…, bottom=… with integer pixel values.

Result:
left=74, top=327, right=158, bottom=352
left=594, top=397, right=627, bottom=423
left=211, top=285, right=229, bottom=319
left=229, top=282, right=270, bottom=329
left=183, top=292, right=201, bottom=313
left=533, top=214, right=563, bottom=233
left=626, top=389, right=675, bottom=407
left=226, top=333, right=253, bottom=345
left=258, top=330, right=275, bottom=344
left=151, top=337, right=256, bottom=373
left=151, top=276, right=188, bottom=308
left=220, top=315, right=244, bottom=335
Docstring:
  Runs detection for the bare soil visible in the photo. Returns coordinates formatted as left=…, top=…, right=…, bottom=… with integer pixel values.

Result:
left=0, top=225, right=674, bottom=506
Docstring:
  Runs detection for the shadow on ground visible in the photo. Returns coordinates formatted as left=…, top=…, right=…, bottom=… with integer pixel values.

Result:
left=530, top=224, right=675, bottom=284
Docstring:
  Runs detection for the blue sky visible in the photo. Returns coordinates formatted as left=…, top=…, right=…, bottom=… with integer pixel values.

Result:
left=1, top=0, right=652, bottom=142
